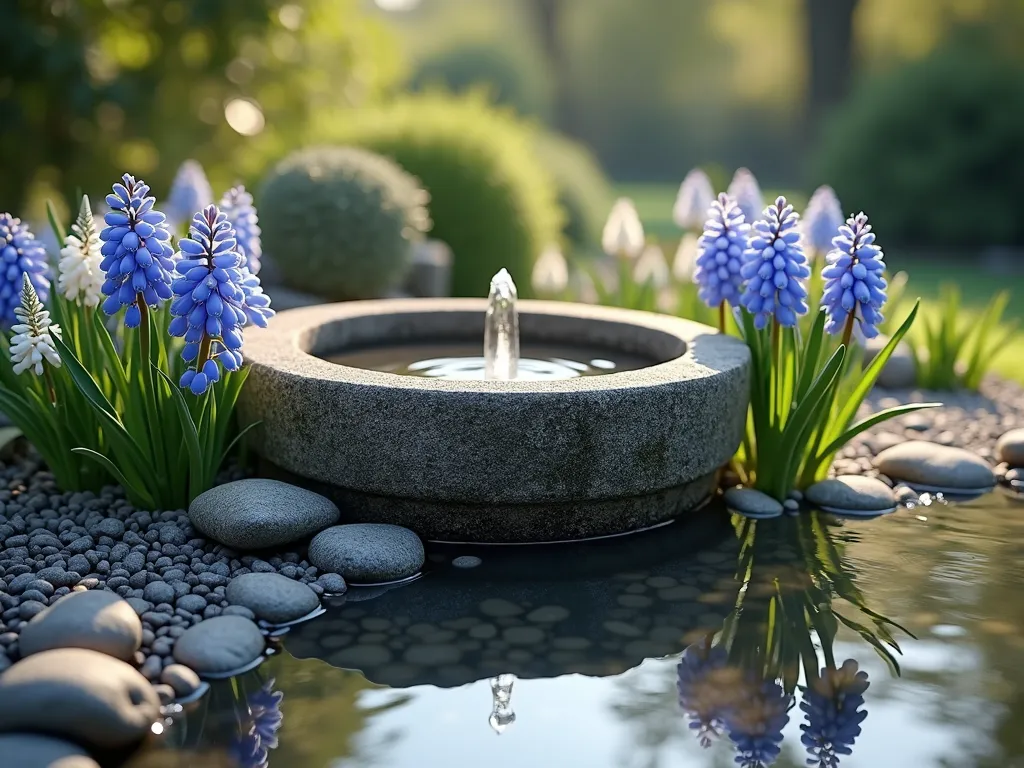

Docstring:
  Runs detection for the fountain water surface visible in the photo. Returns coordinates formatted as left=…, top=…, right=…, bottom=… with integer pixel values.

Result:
left=329, top=268, right=636, bottom=380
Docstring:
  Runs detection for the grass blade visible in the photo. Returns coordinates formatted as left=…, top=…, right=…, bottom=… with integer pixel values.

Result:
left=71, top=448, right=155, bottom=508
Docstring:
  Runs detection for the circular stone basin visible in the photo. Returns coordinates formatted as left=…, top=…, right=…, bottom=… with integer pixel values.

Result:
left=239, top=299, right=750, bottom=543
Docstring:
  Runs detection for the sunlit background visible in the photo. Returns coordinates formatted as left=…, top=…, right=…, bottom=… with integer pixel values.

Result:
left=2, top=0, right=1022, bottom=371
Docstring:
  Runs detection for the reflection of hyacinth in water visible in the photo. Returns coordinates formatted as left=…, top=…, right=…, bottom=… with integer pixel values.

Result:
left=677, top=641, right=746, bottom=748
left=725, top=678, right=791, bottom=768
left=228, top=678, right=284, bottom=768
left=800, top=660, right=869, bottom=768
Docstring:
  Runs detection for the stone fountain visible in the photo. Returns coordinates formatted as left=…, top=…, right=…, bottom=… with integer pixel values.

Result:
left=239, top=270, right=750, bottom=543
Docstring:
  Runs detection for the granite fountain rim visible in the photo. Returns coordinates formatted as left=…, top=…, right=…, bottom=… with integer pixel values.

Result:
left=241, top=297, right=750, bottom=394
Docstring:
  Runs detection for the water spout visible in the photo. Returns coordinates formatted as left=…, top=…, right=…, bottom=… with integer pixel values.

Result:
left=488, top=673, right=517, bottom=734
left=484, top=268, right=519, bottom=380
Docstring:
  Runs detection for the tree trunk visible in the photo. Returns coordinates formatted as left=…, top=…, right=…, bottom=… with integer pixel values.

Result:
left=805, top=0, right=859, bottom=131
left=526, top=0, right=575, bottom=135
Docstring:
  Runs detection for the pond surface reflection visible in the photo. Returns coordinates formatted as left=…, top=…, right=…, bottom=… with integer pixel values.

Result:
left=137, top=490, right=1024, bottom=768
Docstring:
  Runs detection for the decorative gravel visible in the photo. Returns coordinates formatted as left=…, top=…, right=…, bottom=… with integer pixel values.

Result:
left=832, top=377, right=1024, bottom=484
left=0, top=460, right=342, bottom=688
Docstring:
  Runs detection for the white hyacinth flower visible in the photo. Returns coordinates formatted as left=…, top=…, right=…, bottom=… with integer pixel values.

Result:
left=672, top=232, right=700, bottom=283
left=10, top=274, right=62, bottom=376
left=531, top=244, right=569, bottom=294
left=57, top=196, right=104, bottom=307
left=673, top=168, right=715, bottom=230
left=602, top=198, right=645, bottom=259
left=633, top=243, right=671, bottom=289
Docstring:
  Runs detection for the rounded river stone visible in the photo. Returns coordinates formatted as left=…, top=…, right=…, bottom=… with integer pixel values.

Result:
left=160, top=664, right=202, bottom=698
left=188, top=479, right=339, bottom=550
left=0, top=648, right=160, bottom=748
left=0, top=733, right=99, bottom=768
left=805, top=476, right=897, bottom=512
left=225, top=572, right=320, bottom=624
left=172, top=616, right=265, bottom=676
left=18, top=590, right=142, bottom=662
left=874, top=441, right=995, bottom=491
left=308, top=524, right=424, bottom=583
left=997, top=428, right=1024, bottom=467
left=723, top=487, right=783, bottom=518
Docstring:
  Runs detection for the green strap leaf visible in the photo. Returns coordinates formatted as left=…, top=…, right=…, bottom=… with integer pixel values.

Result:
left=71, top=448, right=156, bottom=509
left=814, top=402, right=943, bottom=466
left=828, top=300, right=921, bottom=445
left=153, top=366, right=205, bottom=501
left=51, top=335, right=120, bottom=424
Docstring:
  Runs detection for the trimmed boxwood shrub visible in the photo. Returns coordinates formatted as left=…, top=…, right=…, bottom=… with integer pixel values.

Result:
left=534, top=131, right=614, bottom=255
left=323, top=94, right=563, bottom=297
left=259, top=146, right=431, bottom=300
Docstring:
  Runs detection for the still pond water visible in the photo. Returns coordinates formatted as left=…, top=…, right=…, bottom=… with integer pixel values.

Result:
left=137, top=489, right=1024, bottom=768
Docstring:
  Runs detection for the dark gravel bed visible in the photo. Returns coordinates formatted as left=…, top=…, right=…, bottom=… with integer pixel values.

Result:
left=0, top=460, right=330, bottom=680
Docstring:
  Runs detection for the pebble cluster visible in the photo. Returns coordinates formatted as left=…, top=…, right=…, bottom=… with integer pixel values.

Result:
left=838, top=377, right=1024, bottom=477
left=724, top=378, right=1024, bottom=519
left=0, top=466, right=345, bottom=678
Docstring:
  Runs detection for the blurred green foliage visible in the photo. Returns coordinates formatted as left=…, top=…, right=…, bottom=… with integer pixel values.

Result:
left=260, top=146, right=432, bottom=300
left=533, top=131, right=614, bottom=255
left=0, top=0, right=402, bottom=217
left=408, top=40, right=554, bottom=120
left=814, top=30, right=1024, bottom=248
left=313, top=93, right=563, bottom=298
left=910, top=285, right=1017, bottom=391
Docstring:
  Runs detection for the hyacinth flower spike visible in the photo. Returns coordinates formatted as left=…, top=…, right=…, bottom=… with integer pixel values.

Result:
left=673, top=168, right=715, bottom=231
left=219, top=185, right=273, bottom=327
left=677, top=639, right=750, bottom=749
left=10, top=274, right=62, bottom=380
left=725, top=677, right=791, bottom=768
left=170, top=205, right=247, bottom=395
left=821, top=213, right=887, bottom=347
left=165, top=159, right=214, bottom=232
left=802, top=185, right=844, bottom=261
left=739, top=196, right=810, bottom=331
left=694, top=193, right=750, bottom=331
left=58, top=195, right=104, bottom=308
left=220, top=185, right=262, bottom=275
left=800, top=660, right=870, bottom=768
left=0, top=213, right=50, bottom=327
left=727, top=167, right=764, bottom=226
left=98, top=174, right=176, bottom=330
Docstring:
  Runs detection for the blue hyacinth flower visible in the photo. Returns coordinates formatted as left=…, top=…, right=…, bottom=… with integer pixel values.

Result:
left=727, top=168, right=764, bottom=226
left=165, top=159, right=213, bottom=231
left=0, top=214, right=50, bottom=326
left=802, top=185, right=844, bottom=257
left=677, top=640, right=732, bottom=748
left=821, top=212, right=887, bottom=340
left=800, top=661, right=869, bottom=768
left=694, top=193, right=750, bottom=309
left=237, top=265, right=275, bottom=328
left=98, top=174, right=175, bottom=327
left=226, top=676, right=283, bottom=768
left=170, top=205, right=248, bottom=395
left=220, top=185, right=263, bottom=275
left=725, top=677, right=791, bottom=768
left=739, top=196, right=810, bottom=330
